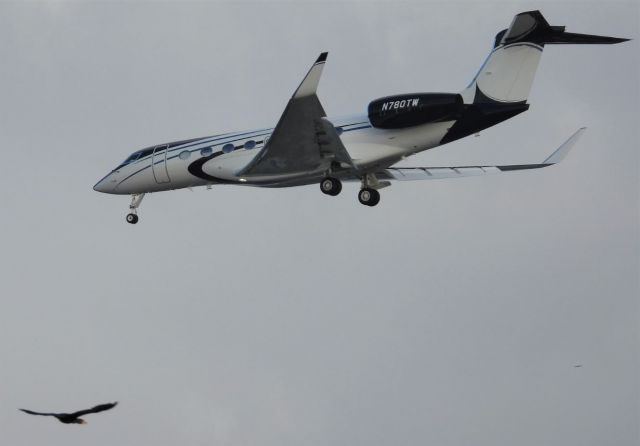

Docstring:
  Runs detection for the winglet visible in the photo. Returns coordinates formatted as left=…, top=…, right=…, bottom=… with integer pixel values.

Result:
left=543, top=127, right=586, bottom=164
left=292, top=52, right=328, bottom=99
left=315, top=52, right=328, bottom=63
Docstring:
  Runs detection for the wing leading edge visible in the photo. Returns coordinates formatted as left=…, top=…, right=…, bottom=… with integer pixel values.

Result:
left=378, top=128, right=586, bottom=181
left=238, top=53, right=352, bottom=177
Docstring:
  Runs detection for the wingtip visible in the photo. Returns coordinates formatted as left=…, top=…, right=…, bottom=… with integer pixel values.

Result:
left=543, top=127, right=586, bottom=164
left=316, top=52, right=328, bottom=63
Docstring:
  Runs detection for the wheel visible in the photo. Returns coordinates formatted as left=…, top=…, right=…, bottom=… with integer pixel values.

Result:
left=320, top=177, right=342, bottom=196
left=126, top=213, right=139, bottom=224
left=358, top=188, right=380, bottom=206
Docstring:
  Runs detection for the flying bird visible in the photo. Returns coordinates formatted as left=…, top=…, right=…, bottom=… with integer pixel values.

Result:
left=19, top=402, right=117, bottom=424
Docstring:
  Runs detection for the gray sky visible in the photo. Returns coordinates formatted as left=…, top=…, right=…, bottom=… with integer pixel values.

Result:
left=0, top=1, right=638, bottom=445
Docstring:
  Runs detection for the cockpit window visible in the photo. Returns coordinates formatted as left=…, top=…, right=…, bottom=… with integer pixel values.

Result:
left=119, top=147, right=158, bottom=167
left=138, top=148, right=156, bottom=158
left=122, top=152, right=141, bottom=165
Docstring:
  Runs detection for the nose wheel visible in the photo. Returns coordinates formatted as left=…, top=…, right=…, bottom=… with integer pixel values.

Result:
left=126, top=193, right=145, bottom=224
left=126, top=213, right=139, bottom=224
left=358, top=188, right=380, bottom=207
left=320, top=177, right=342, bottom=196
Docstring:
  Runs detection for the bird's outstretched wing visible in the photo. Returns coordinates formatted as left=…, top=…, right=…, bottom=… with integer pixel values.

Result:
left=71, top=402, right=118, bottom=418
left=19, top=409, right=56, bottom=417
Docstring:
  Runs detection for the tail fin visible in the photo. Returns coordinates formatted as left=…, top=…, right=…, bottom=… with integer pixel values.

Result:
left=461, top=10, right=629, bottom=104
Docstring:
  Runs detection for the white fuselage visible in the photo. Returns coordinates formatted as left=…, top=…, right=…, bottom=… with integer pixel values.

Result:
left=93, top=114, right=453, bottom=195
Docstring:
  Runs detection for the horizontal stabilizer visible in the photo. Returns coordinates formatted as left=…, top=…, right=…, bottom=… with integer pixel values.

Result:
left=500, top=10, right=630, bottom=46
left=545, top=31, right=630, bottom=45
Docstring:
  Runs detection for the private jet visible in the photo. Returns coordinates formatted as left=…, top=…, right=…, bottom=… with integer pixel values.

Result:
left=93, top=10, right=628, bottom=223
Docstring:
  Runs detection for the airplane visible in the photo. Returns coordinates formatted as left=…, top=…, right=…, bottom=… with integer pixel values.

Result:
left=93, top=10, right=629, bottom=224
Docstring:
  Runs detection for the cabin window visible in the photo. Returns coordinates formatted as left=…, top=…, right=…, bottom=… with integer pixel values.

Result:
left=222, top=143, right=235, bottom=154
left=244, top=140, right=256, bottom=150
left=178, top=150, right=191, bottom=160
left=200, top=147, right=213, bottom=156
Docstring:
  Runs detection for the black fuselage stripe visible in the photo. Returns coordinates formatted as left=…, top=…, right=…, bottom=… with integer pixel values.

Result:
left=117, top=120, right=373, bottom=187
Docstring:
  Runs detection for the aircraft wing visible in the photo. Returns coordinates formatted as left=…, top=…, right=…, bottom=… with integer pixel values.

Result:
left=239, top=53, right=352, bottom=176
left=377, top=127, right=586, bottom=181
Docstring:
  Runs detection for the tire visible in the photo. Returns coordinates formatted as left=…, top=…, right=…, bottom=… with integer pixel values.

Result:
left=358, top=188, right=380, bottom=206
left=126, top=213, right=139, bottom=224
left=320, top=177, right=342, bottom=196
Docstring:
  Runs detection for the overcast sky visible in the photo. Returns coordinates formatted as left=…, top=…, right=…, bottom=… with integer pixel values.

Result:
left=0, top=1, right=637, bottom=445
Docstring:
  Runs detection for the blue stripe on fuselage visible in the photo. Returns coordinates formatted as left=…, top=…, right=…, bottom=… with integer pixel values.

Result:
left=115, top=120, right=371, bottom=189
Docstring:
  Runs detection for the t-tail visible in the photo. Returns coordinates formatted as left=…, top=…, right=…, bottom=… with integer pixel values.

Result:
left=461, top=10, right=629, bottom=105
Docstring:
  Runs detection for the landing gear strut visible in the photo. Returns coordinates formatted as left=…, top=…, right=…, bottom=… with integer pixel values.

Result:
left=320, top=177, right=342, bottom=196
left=358, top=173, right=387, bottom=207
left=126, top=193, right=145, bottom=224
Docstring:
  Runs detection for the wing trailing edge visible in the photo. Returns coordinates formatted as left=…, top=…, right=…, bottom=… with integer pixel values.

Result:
left=379, top=128, right=585, bottom=181
left=238, top=52, right=337, bottom=177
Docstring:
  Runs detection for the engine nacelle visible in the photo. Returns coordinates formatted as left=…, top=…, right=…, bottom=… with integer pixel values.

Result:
left=368, top=93, right=464, bottom=129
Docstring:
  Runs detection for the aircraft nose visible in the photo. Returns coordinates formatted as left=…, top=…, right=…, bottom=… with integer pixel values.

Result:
left=93, top=173, right=117, bottom=194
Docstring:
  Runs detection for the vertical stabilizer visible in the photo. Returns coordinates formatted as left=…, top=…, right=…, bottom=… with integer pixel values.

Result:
left=461, top=10, right=629, bottom=105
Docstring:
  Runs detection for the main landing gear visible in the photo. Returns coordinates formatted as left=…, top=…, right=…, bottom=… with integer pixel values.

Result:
left=126, top=193, right=145, bottom=224
left=357, top=173, right=388, bottom=207
left=320, top=177, right=342, bottom=196
left=358, top=188, right=380, bottom=206
left=319, top=174, right=387, bottom=207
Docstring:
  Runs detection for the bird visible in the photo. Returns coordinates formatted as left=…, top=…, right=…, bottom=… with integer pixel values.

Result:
left=19, top=402, right=118, bottom=424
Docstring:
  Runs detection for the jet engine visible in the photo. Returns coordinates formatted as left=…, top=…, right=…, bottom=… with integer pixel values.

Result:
left=368, top=93, right=464, bottom=129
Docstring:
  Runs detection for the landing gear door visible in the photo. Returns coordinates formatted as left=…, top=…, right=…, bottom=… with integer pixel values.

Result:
left=152, top=145, right=171, bottom=184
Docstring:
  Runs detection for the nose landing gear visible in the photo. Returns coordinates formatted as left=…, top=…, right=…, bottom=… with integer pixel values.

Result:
left=126, top=213, right=139, bottom=224
left=126, top=193, right=145, bottom=224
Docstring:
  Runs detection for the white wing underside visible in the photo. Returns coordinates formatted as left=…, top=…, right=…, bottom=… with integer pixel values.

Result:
left=381, top=166, right=501, bottom=180
left=379, top=127, right=586, bottom=182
